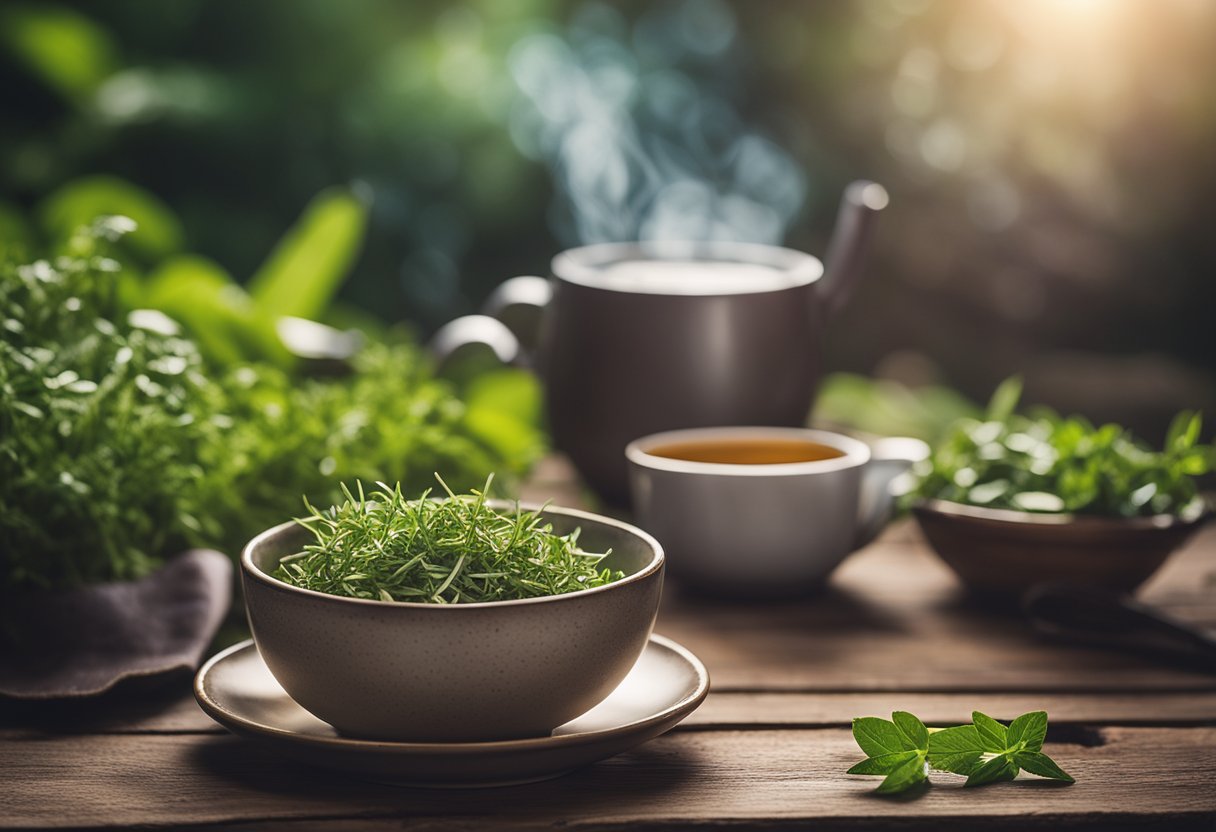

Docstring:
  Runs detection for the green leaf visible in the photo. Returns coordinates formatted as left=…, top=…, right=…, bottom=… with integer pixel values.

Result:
left=39, top=176, right=184, bottom=261
left=972, top=711, right=1009, bottom=751
left=0, top=200, right=34, bottom=259
left=986, top=376, right=1022, bottom=422
left=964, top=755, right=1019, bottom=787
left=248, top=187, right=368, bottom=322
left=1006, top=711, right=1048, bottom=752
left=1165, top=410, right=1200, bottom=454
left=0, top=5, right=117, bottom=100
left=142, top=255, right=291, bottom=368
left=852, top=717, right=915, bottom=757
left=927, top=724, right=985, bottom=775
left=463, top=368, right=542, bottom=426
left=875, top=753, right=928, bottom=794
left=847, top=751, right=919, bottom=776
left=892, top=711, right=929, bottom=750
left=1013, top=751, right=1075, bottom=783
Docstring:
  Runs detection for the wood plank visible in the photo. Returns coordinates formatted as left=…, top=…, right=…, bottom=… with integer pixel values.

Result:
left=656, top=527, right=1216, bottom=693
left=6, top=689, right=1215, bottom=739
left=1, top=728, right=1213, bottom=829
left=0, top=692, right=212, bottom=735
left=686, top=691, right=1216, bottom=729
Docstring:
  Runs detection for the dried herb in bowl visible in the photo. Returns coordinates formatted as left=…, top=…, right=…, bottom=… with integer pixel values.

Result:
left=909, top=377, right=1215, bottom=518
left=274, top=476, right=624, bottom=603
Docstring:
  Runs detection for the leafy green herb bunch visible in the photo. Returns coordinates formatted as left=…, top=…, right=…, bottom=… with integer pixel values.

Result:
left=0, top=218, right=222, bottom=590
left=910, top=378, right=1214, bottom=517
left=1, top=215, right=546, bottom=595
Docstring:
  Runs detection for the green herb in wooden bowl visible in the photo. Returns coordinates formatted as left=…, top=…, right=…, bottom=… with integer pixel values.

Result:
left=274, top=475, right=624, bottom=603
left=907, top=378, right=1214, bottom=596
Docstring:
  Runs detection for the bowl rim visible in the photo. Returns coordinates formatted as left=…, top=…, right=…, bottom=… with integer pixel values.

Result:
left=241, top=499, right=664, bottom=610
left=911, top=497, right=1211, bottom=530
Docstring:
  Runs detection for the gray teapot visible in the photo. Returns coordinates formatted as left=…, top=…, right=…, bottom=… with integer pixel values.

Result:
left=431, top=181, right=888, bottom=504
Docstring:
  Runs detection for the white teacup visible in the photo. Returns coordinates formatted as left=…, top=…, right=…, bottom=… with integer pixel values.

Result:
left=626, top=427, right=927, bottom=597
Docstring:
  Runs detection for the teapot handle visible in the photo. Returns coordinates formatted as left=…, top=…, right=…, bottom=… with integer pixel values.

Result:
left=428, top=276, right=552, bottom=373
left=819, top=181, right=889, bottom=317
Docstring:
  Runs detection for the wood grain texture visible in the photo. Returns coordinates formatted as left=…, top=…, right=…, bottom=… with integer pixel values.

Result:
left=2, top=728, right=1213, bottom=830
left=6, top=690, right=1215, bottom=738
left=3, top=473, right=1214, bottom=830
left=656, top=527, right=1216, bottom=693
left=686, top=691, right=1216, bottom=729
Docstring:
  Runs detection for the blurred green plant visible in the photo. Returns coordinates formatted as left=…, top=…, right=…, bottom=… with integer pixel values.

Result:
left=812, top=373, right=980, bottom=443
left=196, top=342, right=543, bottom=560
left=909, top=378, right=1215, bottom=517
left=1, top=216, right=544, bottom=593
left=247, top=186, right=368, bottom=323
left=41, top=176, right=184, bottom=261
left=0, top=4, right=117, bottom=102
left=21, top=175, right=371, bottom=370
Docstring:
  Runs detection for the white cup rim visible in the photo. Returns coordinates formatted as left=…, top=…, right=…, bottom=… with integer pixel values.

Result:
left=625, top=426, right=871, bottom=478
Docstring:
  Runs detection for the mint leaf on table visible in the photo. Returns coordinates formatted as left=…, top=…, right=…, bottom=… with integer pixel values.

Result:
left=876, top=752, right=929, bottom=794
left=1006, top=710, right=1048, bottom=751
left=962, top=711, right=1075, bottom=788
left=1013, top=751, right=1075, bottom=783
left=850, top=710, right=1075, bottom=794
left=852, top=714, right=918, bottom=757
left=848, top=713, right=929, bottom=794
left=926, top=724, right=985, bottom=775
left=972, top=710, right=1009, bottom=750
left=965, top=755, right=1020, bottom=787
left=892, top=710, right=929, bottom=749
left=847, top=751, right=920, bottom=776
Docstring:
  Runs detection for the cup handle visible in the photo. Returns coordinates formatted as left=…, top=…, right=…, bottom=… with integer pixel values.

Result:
left=854, top=436, right=929, bottom=549
left=428, top=276, right=552, bottom=374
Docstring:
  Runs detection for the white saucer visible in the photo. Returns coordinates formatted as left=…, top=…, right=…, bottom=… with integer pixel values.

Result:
left=194, top=634, right=709, bottom=787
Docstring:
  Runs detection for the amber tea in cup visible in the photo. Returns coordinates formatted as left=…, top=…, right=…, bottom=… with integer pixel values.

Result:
left=644, top=437, right=846, bottom=466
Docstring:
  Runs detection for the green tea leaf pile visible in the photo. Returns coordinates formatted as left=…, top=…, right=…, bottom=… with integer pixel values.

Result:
left=275, top=477, right=624, bottom=603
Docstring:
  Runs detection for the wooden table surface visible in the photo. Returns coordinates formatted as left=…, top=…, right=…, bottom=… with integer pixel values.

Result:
left=3, top=458, right=1216, bottom=830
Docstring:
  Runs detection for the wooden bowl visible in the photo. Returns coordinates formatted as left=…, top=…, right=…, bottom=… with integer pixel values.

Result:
left=911, top=499, right=1211, bottom=597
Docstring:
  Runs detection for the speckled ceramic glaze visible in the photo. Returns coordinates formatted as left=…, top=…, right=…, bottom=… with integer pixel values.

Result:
left=241, top=502, right=664, bottom=742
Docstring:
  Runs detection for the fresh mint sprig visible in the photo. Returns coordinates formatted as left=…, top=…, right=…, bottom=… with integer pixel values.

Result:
left=848, top=710, right=1075, bottom=794
left=847, top=712, right=930, bottom=794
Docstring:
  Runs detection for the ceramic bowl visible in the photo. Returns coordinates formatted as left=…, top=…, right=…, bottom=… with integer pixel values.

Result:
left=241, top=502, right=664, bottom=742
left=912, top=499, right=1211, bottom=597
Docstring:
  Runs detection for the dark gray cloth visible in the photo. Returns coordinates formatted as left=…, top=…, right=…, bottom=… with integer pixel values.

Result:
left=0, top=550, right=232, bottom=699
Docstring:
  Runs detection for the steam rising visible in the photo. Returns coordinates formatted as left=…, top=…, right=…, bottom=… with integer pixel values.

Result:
left=508, top=0, right=807, bottom=246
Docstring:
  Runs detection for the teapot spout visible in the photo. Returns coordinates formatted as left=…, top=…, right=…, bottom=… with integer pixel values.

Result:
left=818, top=181, right=889, bottom=317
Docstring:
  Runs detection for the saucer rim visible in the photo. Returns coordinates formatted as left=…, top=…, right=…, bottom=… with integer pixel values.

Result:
left=194, top=633, right=710, bottom=754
